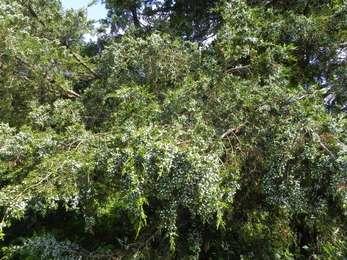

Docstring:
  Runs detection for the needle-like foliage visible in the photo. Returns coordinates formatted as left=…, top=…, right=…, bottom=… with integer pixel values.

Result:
left=0, top=0, right=346, bottom=258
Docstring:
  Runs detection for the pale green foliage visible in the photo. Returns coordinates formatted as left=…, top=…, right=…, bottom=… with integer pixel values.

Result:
left=5, top=234, right=90, bottom=259
left=100, top=33, right=200, bottom=86
left=0, top=0, right=346, bottom=258
left=0, top=1, right=91, bottom=126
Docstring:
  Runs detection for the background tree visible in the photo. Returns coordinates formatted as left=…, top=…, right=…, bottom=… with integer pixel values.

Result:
left=102, top=0, right=223, bottom=41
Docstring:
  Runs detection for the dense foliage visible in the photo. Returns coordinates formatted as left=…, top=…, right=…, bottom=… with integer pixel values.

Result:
left=0, top=0, right=346, bottom=258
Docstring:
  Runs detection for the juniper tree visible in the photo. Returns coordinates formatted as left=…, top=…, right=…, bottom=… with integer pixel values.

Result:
left=0, top=0, right=346, bottom=259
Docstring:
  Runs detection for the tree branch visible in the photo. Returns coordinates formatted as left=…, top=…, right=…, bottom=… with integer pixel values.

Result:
left=70, top=51, right=100, bottom=78
left=14, top=56, right=80, bottom=98
left=225, top=65, right=251, bottom=74
left=221, top=125, right=244, bottom=139
left=20, top=2, right=101, bottom=79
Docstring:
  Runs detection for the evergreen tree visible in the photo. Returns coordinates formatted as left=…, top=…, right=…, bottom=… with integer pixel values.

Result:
left=0, top=0, right=346, bottom=258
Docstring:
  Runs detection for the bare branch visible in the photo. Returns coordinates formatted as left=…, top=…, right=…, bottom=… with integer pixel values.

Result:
left=221, top=125, right=244, bottom=139
left=225, top=65, right=251, bottom=74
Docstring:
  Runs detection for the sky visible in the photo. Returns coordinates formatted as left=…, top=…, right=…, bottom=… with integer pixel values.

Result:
left=61, top=0, right=107, bottom=21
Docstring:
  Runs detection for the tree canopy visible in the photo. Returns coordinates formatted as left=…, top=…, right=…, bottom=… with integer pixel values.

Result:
left=0, top=0, right=346, bottom=259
